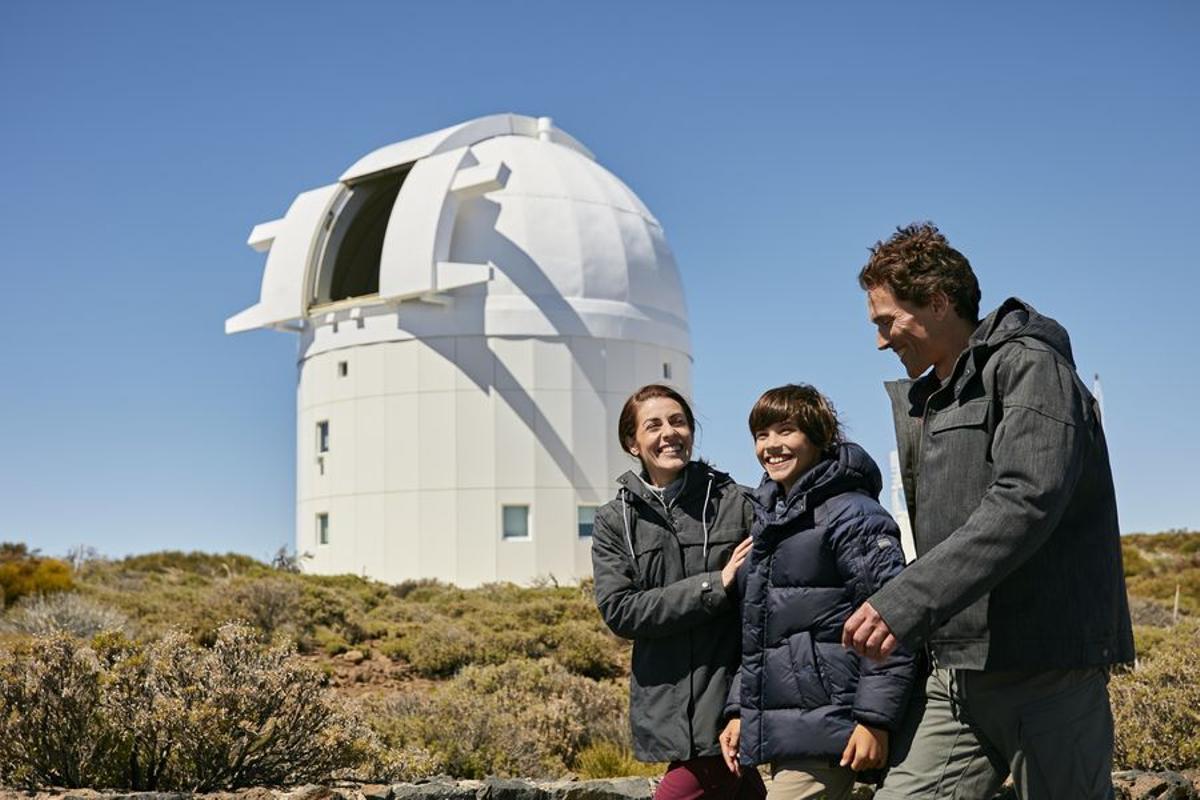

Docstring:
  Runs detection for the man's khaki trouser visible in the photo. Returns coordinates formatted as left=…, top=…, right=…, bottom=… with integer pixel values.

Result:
left=876, top=666, right=1114, bottom=800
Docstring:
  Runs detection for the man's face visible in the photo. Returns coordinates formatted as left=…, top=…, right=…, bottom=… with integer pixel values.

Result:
left=867, top=284, right=946, bottom=379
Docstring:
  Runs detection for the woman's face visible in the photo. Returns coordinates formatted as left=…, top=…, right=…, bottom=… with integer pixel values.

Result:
left=629, top=396, right=693, bottom=486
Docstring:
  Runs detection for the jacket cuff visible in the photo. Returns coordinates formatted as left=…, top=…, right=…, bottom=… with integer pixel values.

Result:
left=700, top=570, right=730, bottom=613
left=869, top=579, right=928, bottom=647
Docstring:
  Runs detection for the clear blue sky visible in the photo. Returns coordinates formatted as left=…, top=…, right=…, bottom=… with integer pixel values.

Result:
left=2, top=1, right=1196, bottom=561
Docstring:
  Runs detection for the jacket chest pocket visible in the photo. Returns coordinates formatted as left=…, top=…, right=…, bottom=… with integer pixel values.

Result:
left=633, top=542, right=668, bottom=587
left=923, top=399, right=993, bottom=481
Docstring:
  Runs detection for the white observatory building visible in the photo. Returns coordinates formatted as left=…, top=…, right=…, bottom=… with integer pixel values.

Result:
left=227, top=114, right=692, bottom=586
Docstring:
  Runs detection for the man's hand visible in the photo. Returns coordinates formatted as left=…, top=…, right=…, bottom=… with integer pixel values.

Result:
left=721, top=537, right=754, bottom=589
left=842, top=601, right=897, bottom=661
left=718, top=718, right=741, bottom=775
left=840, top=724, right=889, bottom=771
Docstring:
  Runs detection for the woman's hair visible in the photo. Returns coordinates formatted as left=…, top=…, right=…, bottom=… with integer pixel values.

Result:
left=747, top=384, right=843, bottom=455
left=617, top=384, right=696, bottom=455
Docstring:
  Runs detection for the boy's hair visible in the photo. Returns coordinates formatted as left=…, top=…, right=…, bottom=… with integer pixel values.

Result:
left=618, top=383, right=696, bottom=454
left=857, top=221, right=982, bottom=324
left=748, top=384, right=843, bottom=455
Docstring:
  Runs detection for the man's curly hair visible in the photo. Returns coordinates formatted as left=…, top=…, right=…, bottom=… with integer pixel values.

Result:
left=858, top=222, right=981, bottom=324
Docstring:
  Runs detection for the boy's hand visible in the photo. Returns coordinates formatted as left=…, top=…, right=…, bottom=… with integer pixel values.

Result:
left=719, top=718, right=741, bottom=775
left=840, top=724, right=888, bottom=771
left=721, top=537, right=753, bottom=589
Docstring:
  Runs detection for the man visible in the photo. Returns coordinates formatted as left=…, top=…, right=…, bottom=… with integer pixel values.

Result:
left=842, top=222, right=1134, bottom=799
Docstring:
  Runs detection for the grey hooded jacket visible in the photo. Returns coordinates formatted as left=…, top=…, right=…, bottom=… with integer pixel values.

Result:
left=869, top=298, right=1135, bottom=670
left=592, top=462, right=751, bottom=762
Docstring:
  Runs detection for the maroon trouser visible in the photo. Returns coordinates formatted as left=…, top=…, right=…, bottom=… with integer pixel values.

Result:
left=654, top=756, right=767, bottom=800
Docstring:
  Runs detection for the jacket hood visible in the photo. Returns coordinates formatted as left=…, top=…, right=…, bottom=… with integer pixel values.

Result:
left=898, top=298, right=1076, bottom=415
left=616, top=461, right=733, bottom=509
left=748, top=442, right=882, bottom=525
left=972, top=297, right=1075, bottom=367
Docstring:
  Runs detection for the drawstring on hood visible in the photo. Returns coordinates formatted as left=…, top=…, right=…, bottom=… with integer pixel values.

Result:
left=617, top=464, right=719, bottom=566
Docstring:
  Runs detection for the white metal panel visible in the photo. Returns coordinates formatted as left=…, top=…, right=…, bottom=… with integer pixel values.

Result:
left=455, top=489, right=498, bottom=586
left=383, top=395, right=419, bottom=490
left=417, top=391, right=456, bottom=490
left=455, top=390, right=495, bottom=490
left=340, top=113, right=594, bottom=184
left=533, top=390, right=573, bottom=486
left=384, top=492, right=421, bottom=582
left=383, top=340, right=419, bottom=395
left=494, top=390, right=536, bottom=490
left=376, top=147, right=469, bottom=300
left=355, top=396, right=386, bottom=495
left=226, top=183, right=341, bottom=333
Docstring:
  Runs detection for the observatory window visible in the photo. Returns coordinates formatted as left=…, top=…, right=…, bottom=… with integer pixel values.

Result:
left=317, top=420, right=330, bottom=454
left=662, top=362, right=672, bottom=380
left=338, top=361, right=349, bottom=378
left=317, top=513, right=330, bottom=546
left=313, top=166, right=411, bottom=306
left=502, top=505, right=530, bottom=540
left=577, top=506, right=597, bottom=538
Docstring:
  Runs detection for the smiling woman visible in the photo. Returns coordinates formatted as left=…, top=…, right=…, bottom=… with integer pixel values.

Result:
left=591, top=384, right=764, bottom=800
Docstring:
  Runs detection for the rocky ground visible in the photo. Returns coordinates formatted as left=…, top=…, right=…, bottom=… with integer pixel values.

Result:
left=8, top=771, right=1200, bottom=800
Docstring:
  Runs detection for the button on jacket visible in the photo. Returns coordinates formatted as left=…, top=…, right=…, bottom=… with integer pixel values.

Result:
left=592, top=462, right=750, bottom=763
left=870, top=298, right=1135, bottom=670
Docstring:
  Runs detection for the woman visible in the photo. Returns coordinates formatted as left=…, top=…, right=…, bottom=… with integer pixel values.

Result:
left=720, top=385, right=915, bottom=800
left=592, top=384, right=765, bottom=800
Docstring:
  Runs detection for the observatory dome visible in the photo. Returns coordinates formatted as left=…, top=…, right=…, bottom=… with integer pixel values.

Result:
left=227, top=113, right=690, bottom=360
left=227, top=114, right=692, bottom=586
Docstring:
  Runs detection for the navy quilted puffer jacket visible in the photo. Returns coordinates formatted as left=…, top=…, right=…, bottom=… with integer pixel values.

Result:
left=732, top=442, right=916, bottom=766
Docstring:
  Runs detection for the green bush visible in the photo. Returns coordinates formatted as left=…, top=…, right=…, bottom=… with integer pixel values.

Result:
left=1112, top=620, right=1200, bottom=771
left=0, top=623, right=373, bottom=790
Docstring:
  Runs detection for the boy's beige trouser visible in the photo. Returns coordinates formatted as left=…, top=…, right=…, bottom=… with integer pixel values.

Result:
left=766, top=759, right=855, bottom=800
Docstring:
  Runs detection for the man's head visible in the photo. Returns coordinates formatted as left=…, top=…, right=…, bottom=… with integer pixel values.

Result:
left=858, top=223, right=981, bottom=379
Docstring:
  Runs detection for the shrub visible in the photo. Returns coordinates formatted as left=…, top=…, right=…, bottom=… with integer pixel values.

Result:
left=0, top=623, right=373, bottom=790
left=574, top=742, right=662, bottom=779
left=546, top=620, right=625, bottom=679
left=1, top=593, right=129, bottom=638
left=1112, top=620, right=1200, bottom=771
left=371, top=658, right=627, bottom=779
left=0, top=633, right=118, bottom=787
left=231, top=577, right=302, bottom=635
left=0, top=544, right=73, bottom=608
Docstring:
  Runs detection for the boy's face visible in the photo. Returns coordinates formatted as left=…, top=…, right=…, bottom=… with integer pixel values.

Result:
left=754, top=420, right=821, bottom=492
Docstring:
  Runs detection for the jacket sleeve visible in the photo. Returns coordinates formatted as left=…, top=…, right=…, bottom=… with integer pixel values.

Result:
left=869, top=344, right=1091, bottom=647
left=591, top=507, right=731, bottom=640
left=829, top=506, right=916, bottom=731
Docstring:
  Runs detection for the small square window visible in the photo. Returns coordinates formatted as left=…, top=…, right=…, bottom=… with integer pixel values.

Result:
left=502, top=505, right=530, bottom=540
left=317, top=420, right=329, bottom=453
left=577, top=505, right=598, bottom=538
left=338, top=361, right=348, bottom=377
left=662, top=362, right=672, bottom=380
left=317, top=513, right=329, bottom=545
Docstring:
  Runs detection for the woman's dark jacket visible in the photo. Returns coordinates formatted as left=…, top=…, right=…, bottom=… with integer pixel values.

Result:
left=592, top=461, right=750, bottom=763
left=733, top=443, right=916, bottom=766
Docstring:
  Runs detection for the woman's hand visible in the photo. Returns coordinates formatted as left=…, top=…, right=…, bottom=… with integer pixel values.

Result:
left=840, top=724, right=888, bottom=771
left=719, top=718, right=741, bottom=775
left=721, top=537, right=754, bottom=589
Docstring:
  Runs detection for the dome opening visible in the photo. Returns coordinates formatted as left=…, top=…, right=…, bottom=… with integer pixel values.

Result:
left=313, top=167, right=410, bottom=306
